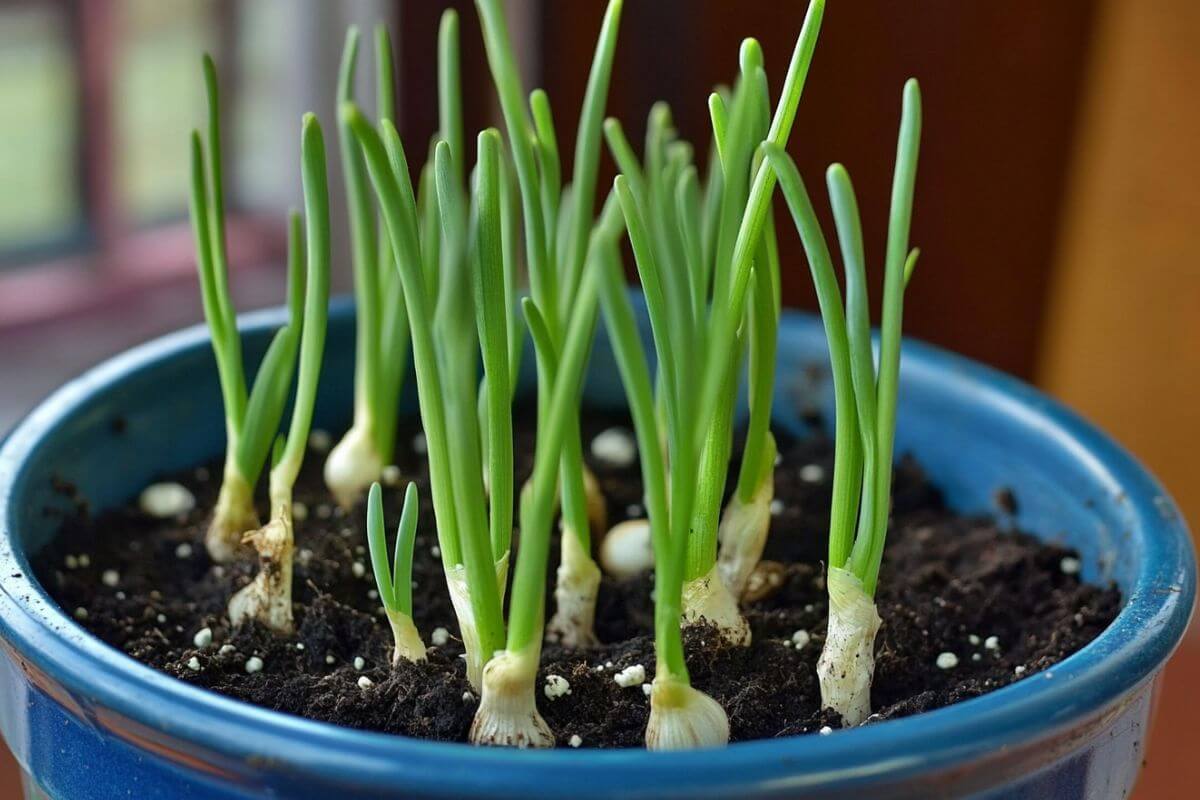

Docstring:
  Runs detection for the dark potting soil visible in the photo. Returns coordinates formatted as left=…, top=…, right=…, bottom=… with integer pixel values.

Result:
left=34, top=411, right=1120, bottom=747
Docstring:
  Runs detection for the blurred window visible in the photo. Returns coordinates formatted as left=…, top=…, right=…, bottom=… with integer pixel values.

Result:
left=115, top=0, right=217, bottom=226
left=0, top=0, right=287, bottom=325
left=0, top=3, right=81, bottom=264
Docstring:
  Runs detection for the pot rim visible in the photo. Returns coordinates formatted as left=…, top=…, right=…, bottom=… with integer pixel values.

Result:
left=0, top=298, right=1193, bottom=795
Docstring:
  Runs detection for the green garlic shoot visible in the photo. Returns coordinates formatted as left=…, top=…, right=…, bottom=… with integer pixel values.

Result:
left=190, top=56, right=306, bottom=564
left=344, top=105, right=508, bottom=692
left=228, top=113, right=332, bottom=634
left=595, top=240, right=728, bottom=750
left=366, top=482, right=425, bottom=663
left=765, top=77, right=922, bottom=726
left=606, top=0, right=825, bottom=648
left=473, top=0, right=625, bottom=657
left=324, top=26, right=412, bottom=508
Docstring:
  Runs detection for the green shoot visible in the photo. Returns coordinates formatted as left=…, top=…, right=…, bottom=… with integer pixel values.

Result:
left=765, top=77, right=922, bottom=726
left=346, top=106, right=507, bottom=688
left=591, top=0, right=824, bottom=746
left=325, top=25, right=412, bottom=508
left=595, top=240, right=729, bottom=750
left=229, top=113, right=332, bottom=634
left=472, top=0, right=624, bottom=658
left=366, top=482, right=426, bottom=663
left=190, top=55, right=307, bottom=564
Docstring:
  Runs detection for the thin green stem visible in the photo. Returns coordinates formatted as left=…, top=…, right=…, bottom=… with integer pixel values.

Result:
left=692, top=0, right=824, bottom=474
left=438, top=10, right=464, bottom=187
left=201, top=55, right=244, bottom=420
left=274, top=115, right=331, bottom=490
left=765, top=145, right=861, bottom=572
left=473, top=130, right=514, bottom=560
left=855, top=79, right=922, bottom=595
left=558, top=0, right=624, bottom=324
left=595, top=250, right=685, bottom=680
left=337, top=29, right=383, bottom=451
left=234, top=212, right=305, bottom=482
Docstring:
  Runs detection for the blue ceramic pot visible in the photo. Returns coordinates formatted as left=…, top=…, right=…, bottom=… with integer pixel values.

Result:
left=0, top=297, right=1193, bottom=799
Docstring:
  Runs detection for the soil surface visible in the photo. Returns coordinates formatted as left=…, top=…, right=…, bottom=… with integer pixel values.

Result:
left=34, top=411, right=1120, bottom=747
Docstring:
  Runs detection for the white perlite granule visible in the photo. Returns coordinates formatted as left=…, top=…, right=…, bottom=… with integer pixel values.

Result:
left=770, top=499, right=784, bottom=516
left=352, top=562, right=366, bottom=578
left=101, top=569, right=120, bottom=588
left=818, top=726, right=833, bottom=736
left=193, top=627, right=213, bottom=649
left=568, top=734, right=583, bottom=748
left=354, top=657, right=365, bottom=671
left=613, top=664, right=646, bottom=688
left=431, top=627, right=450, bottom=646
left=590, top=427, right=637, bottom=468
left=984, top=635, right=1000, bottom=651
left=1059, top=556, right=1081, bottom=575
left=358, top=676, right=374, bottom=690
left=412, top=432, right=427, bottom=454
left=791, top=630, right=811, bottom=649
left=139, top=482, right=196, bottom=518
left=219, top=644, right=236, bottom=655
left=544, top=675, right=571, bottom=700
left=308, top=430, right=332, bottom=453
left=187, top=656, right=201, bottom=672
left=799, top=464, right=825, bottom=483
left=175, top=543, right=193, bottom=559
left=936, top=652, right=959, bottom=669
left=382, top=465, right=402, bottom=486
left=245, top=656, right=264, bottom=674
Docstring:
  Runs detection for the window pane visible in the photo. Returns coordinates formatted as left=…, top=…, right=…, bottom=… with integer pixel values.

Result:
left=116, top=0, right=217, bottom=225
left=233, top=0, right=294, bottom=211
left=0, top=6, right=80, bottom=261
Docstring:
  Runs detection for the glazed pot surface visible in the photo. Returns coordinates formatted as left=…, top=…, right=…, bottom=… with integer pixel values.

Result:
left=0, top=298, right=1193, bottom=799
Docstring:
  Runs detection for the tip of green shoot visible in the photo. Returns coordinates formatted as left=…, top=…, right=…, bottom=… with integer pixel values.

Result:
left=826, top=162, right=849, bottom=182
left=739, top=38, right=764, bottom=73
left=440, top=7, right=459, bottom=29
left=339, top=100, right=362, bottom=125
left=903, top=78, right=922, bottom=109
left=344, top=24, right=361, bottom=44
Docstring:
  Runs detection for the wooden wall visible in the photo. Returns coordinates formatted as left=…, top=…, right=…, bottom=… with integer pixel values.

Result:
left=537, top=0, right=1099, bottom=378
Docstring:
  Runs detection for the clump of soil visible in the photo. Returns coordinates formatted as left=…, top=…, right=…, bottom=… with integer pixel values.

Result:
left=34, top=411, right=1120, bottom=747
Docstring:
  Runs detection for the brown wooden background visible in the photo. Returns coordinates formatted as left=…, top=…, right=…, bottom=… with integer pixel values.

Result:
left=3, top=1, right=1197, bottom=796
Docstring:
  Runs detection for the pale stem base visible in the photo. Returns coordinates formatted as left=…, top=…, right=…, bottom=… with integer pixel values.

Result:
left=716, top=468, right=774, bottom=599
left=682, top=564, right=751, bottom=646
left=816, top=566, right=882, bottom=726
left=386, top=608, right=427, bottom=665
left=546, top=525, right=601, bottom=648
left=206, top=469, right=259, bottom=563
left=228, top=500, right=294, bottom=633
left=645, top=673, right=730, bottom=751
left=323, top=422, right=384, bottom=509
left=469, top=646, right=554, bottom=748
left=445, top=553, right=509, bottom=691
